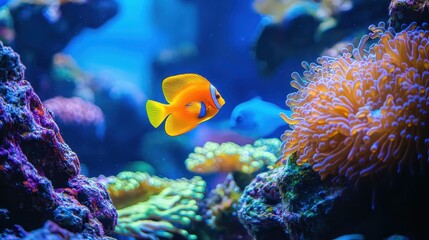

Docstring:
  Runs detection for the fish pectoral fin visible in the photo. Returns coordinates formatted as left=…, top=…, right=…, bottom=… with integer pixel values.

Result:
left=162, top=74, right=210, bottom=103
left=165, top=113, right=198, bottom=136
left=185, top=101, right=201, bottom=114
left=185, top=101, right=208, bottom=119
left=146, top=100, right=169, bottom=128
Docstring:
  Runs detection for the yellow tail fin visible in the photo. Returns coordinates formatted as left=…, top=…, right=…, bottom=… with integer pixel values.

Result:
left=146, top=100, right=169, bottom=128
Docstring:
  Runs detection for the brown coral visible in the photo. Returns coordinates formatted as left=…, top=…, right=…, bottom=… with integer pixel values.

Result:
left=280, top=22, right=429, bottom=181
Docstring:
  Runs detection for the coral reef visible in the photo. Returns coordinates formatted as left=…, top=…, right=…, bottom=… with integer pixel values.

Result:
left=238, top=166, right=287, bottom=239
left=0, top=43, right=117, bottom=238
left=185, top=138, right=281, bottom=174
left=9, top=0, right=119, bottom=97
left=389, top=0, right=429, bottom=31
left=43, top=96, right=106, bottom=176
left=280, top=22, right=429, bottom=181
left=253, top=0, right=390, bottom=75
left=0, top=220, right=85, bottom=239
left=238, top=156, right=429, bottom=239
left=196, top=174, right=251, bottom=240
left=99, top=171, right=206, bottom=239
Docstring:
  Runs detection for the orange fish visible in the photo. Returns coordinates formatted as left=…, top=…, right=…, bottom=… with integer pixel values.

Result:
left=146, top=73, right=225, bottom=136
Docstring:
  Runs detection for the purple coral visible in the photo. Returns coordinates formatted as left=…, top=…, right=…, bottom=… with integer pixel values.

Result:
left=43, top=96, right=105, bottom=129
left=0, top=43, right=117, bottom=238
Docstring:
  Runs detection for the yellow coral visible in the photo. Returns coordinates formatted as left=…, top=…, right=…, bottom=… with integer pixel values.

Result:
left=185, top=138, right=281, bottom=174
left=281, top=22, right=429, bottom=181
left=102, top=171, right=169, bottom=209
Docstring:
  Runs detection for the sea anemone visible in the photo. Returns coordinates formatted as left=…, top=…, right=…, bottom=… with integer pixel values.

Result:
left=280, top=22, right=429, bottom=181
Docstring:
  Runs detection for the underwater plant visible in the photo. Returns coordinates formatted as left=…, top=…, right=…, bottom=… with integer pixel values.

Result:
left=280, top=22, right=429, bottom=181
left=185, top=138, right=281, bottom=174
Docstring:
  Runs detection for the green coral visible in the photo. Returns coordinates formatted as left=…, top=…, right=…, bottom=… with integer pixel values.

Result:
left=115, top=188, right=201, bottom=240
left=99, top=171, right=206, bottom=239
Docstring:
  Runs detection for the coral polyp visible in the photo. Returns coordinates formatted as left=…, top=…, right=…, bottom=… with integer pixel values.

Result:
left=281, top=22, right=429, bottom=181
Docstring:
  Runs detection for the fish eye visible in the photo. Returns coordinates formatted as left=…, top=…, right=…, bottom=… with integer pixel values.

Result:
left=216, top=94, right=220, bottom=99
left=236, top=115, right=243, bottom=123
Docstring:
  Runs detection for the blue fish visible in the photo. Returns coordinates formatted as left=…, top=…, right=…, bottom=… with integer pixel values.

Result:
left=229, top=97, right=291, bottom=138
left=333, top=234, right=364, bottom=240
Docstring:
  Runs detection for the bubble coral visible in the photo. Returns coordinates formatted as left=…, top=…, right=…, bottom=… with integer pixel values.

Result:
left=280, top=22, right=429, bottom=181
left=98, top=171, right=206, bottom=240
left=185, top=138, right=281, bottom=174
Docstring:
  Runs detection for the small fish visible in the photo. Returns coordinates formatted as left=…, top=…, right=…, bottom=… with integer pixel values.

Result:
left=229, top=97, right=291, bottom=138
left=146, top=73, right=225, bottom=136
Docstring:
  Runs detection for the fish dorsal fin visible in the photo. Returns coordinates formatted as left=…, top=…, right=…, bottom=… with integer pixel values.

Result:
left=162, top=73, right=210, bottom=103
left=250, top=96, right=262, bottom=102
left=165, top=113, right=198, bottom=136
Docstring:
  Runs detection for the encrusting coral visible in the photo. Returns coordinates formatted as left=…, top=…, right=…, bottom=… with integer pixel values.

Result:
left=280, top=22, right=429, bottom=181
left=185, top=138, right=281, bottom=174
left=98, top=171, right=206, bottom=240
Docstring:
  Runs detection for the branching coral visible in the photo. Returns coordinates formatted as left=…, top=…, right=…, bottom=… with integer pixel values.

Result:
left=280, top=22, right=429, bottom=181
left=98, top=171, right=206, bottom=239
left=185, top=138, right=281, bottom=174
